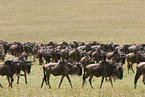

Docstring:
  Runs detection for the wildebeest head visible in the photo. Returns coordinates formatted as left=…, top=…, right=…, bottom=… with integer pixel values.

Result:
left=26, top=59, right=35, bottom=74
left=15, top=62, right=22, bottom=75
left=112, top=66, right=123, bottom=80
left=26, top=61, right=33, bottom=74
left=119, top=54, right=126, bottom=65
left=68, top=62, right=82, bottom=76
left=75, top=62, right=82, bottom=76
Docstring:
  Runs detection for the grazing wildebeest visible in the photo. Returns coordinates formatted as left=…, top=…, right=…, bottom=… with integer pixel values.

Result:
left=41, top=61, right=82, bottom=88
left=134, top=62, right=145, bottom=88
left=82, top=59, right=123, bottom=88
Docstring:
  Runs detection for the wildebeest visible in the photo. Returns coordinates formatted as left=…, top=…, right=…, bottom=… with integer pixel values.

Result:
left=50, top=48, right=61, bottom=63
left=115, top=44, right=130, bottom=54
left=129, top=45, right=142, bottom=53
left=69, top=48, right=82, bottom=63
left=12, top=56, right=35, bottom=84
left=0, top=62, right=14, bottom=88
left=0, top=45, right=5, bottom=61
left=82, top=59, right=123, bottom=88
left=126, top=51, right=141, bottom=73
left=60, top=49, right=69, bottom=61
left=41, top=61, right=82, bottom=88
left=9, top=42, right=24, bottom=57
left=42, top=49, right=52, bottom=64
left=106, top=49, right=126, bottom=65
left=0, top=60, right=21, bottom=88
left=91, top=49, right=104, bottom=63
left=134, top=62, right=145, bottom=88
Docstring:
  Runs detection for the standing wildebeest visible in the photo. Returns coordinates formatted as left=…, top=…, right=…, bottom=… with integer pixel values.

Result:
left=115, top=44, right=130, bottom=54
left=126, top=51, right=141, bottom=73
left=51, top=48, right=61, bottom=63
left=11, top=56, right=35, bottom=84
left=42, top=48, right=52, bottom=64
left=0, top=62, right=14, bottom=88
left=69, top=48, right=82, bottom=63
left=41, top=61, right=82, bottom=88
left=9, top=42, right=24, bottom=57
left=0, top=60, right=21, bottom=88
left=91, top=49, right=104, bottom=63
left=60, top=49, right=69, bottom=61
left=82, top=60, right=123, bottom=88
left=0, top=40, right=10, bottom=55
left=80, top=55, right=94, bottom=74
left=0, top=44, right=5, bottom=61
left=134, top=62, right=145, bottom=88
left=128, top=45, right=142, bottom=53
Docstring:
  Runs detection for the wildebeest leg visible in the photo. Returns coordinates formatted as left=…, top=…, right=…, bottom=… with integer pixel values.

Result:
left=82, top=73, right=89, bottom=88
left=7, top=76, right=14, bottom=88
left=130, top=64, right=134, bottom=73
left=7, top=76, right=11, bottom=87
left=17, top=75, right=20, bottom=84
left=127, top=61, right=130, bottom=73
left=10, top=76, right=14, bottom=88
left=58, top=76, right=64, bottom=88
left=134, top=71, right=141, bottom=89
left=46, top=74, right=51, bottom=89
left=39, top=59, right=43, bottom=65
left=0, top=83, right=3, bottom=88
left=100, top=76, right=104, bottom=89
left=89, top=75, right=93, bottom=88
left=66, top=75, right=73, bottom=88
left=109, top=77, right=113, bottom=87
left=24, top=72, right=27, bottom=84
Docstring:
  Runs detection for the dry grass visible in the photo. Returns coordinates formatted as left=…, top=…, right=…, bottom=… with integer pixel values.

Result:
left=1, top=0, right=145, bottom=96
left=1, top=0, right=145, bottom=44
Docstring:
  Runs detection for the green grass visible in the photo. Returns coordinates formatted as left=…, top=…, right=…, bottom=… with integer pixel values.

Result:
left=1, top=0, right=145, bottom=96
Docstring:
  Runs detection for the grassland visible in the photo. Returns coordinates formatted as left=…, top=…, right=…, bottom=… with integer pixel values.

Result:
left=1, top=0, right=145, bottom=96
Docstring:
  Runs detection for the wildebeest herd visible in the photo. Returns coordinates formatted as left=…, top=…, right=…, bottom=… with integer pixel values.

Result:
left=0, top=40, right=145, bottom=89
